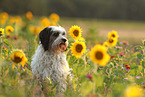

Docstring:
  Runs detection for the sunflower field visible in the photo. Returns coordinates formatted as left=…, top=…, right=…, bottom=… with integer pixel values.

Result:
left=0, top=11, right=145, bottom=97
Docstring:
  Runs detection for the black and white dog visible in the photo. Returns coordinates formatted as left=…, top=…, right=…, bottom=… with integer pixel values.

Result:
left=31, top=26, right=71, bottom=96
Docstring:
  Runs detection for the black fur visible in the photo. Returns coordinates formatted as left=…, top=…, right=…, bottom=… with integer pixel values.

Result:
left=39, top=27, right=52, bottom=51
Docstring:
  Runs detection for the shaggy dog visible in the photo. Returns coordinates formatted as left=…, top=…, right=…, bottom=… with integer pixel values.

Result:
left=31, top=26, right=71, bottom=96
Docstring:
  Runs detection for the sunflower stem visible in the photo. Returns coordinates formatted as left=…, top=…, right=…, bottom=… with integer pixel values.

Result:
left=92, top=79, right=96, bottom=95
left=83, top=55, right=87, bottom=68
left=94, top=64, right=98, bottom=74
left=93, top=64, right=98, bottom=94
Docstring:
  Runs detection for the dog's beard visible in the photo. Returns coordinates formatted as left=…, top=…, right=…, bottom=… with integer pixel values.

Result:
left=58, top=41, right=68, bottom=51
left=51, top=41, right=68, bottom=53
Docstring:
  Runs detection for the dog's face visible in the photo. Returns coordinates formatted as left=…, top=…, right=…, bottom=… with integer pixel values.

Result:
left=39, top=26, right=68, bottom=53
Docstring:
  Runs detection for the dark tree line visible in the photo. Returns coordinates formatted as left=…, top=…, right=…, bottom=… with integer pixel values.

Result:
left=0, top=0, right=145, bottom=20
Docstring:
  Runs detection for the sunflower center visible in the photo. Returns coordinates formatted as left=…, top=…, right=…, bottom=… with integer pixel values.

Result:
left=73, top=30, right=79, bottom=37
left=8, top=29, right=11, bottom=32
left=14, top=56, right=22, bottom=63
left=0, top=31, right=2, bottom=36
left=95, top=51, right=103, bottom=60
left=109, top=39, right=114, bottom=43
left=76, top=44, right=83, bottom=53
left=112, top=34, right=115, bottom=37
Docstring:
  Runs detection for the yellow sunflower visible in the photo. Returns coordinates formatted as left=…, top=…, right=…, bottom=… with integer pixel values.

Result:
left=5, top=26, right=14, bottom=35
left=107, top=38, right=118, bottom=47
left=103, top=42, right=109, bottom=48
left=29, top=25, right=42, bottom=35
left=89, top=44, right=110, bottom=66
left=32, top=26, right=42, bottom=35
left=10, top=49, right=28, bottom=69
left=40, top=17, right=51, bottom=27
left=70, top=41, right=86, bottom=58
left=1, top=12, right=8, bottom=20
left=0, top=28, right=4, bottom=36
left=68, top=25, right=82, bottom=40
left=9, top=17, right=15, bottom=25
left=124, top=85, right=143, bottom=97
left=108, top=30, right=119, bottom=39
left=50, top=21, right=57, bottom=26
left=0, top=19, right=6, bottom=25
left=78, top=37, right=85, bottom=42
left=9, top=16, right=22, bottom=25
left=49, top=13, right=60, bottom=22
left=15, top=16, right=22, bottom=24
left=26, top=11, right=33, bottom=20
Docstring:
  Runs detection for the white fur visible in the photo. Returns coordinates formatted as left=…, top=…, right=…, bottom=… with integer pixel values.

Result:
left=49, top=26, right=66, bottom=32
left=31, top=44, right=70, bottom=93
left=31, top=26, right=71, bottom=96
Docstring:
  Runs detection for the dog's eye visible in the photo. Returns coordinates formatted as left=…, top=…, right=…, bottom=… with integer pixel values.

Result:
left=53, top=32, right=59, bottom=37
left=62, top=32, right=65, bottom=35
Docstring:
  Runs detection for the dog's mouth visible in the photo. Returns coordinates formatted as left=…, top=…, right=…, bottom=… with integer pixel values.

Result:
left=58, top=41, right=68, bottom=51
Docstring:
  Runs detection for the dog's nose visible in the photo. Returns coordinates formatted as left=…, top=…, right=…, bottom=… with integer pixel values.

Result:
left=62, top=39, right=67, bottom=42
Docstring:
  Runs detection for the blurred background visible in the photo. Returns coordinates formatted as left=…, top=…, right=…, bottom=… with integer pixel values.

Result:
left=1, top=0, right=145, bottom=20
left=0, top=0, right=145, bottom=44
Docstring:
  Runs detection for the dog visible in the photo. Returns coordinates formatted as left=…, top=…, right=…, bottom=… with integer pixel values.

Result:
left=31, top=26, right=71, bottom=96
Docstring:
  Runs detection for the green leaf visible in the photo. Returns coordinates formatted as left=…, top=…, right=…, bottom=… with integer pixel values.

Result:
left=135, top=46, right=143, bottom=50
left=93, top=74, right=104, bottom=87
left=3, top=39, right=10, bottom=46
left=127, top=52, right=140, bottom=60
left=137, top=53, right=143, bottom=60
left=128, top=69, right=136, bottom=76
left=136, top=65, right=142, bottom=75
left=72, top=78, right=77, bottom=90
left=130, top=63, right=138, bottom=69
left=140, top=61, right=145, bottom=68
left=81, top=81, right=93, bottom=97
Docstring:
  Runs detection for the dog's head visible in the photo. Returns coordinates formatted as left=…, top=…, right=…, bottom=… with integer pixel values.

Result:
left=39, top=26, right=68, bottom=53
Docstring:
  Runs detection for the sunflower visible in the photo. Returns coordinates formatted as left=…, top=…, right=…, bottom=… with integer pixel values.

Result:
left=0, top=19, right=6, bottom=25
left=103, top=42, right=109, bottom=48
left=26, top=11, right=33, bottom=20
left=15, top=16, right=22, bottom=24
left=70, top=41, right=86, bottom=58
left=108, top=30, right=119, bottom=39
left=9, top=16, right=22, bottom=25
left=0, top=12, right=8, bottom=20
left=32, top=26, right=42, bottom=35
left=50, top=21, right=57, bottom=26
left=10, top=49, right=28, bottom=69
left=29, top=25, right=42, bottom=35
left=40, top=17, right=50, bottom=27
left=107, top=38, right=118, bottom=47
left=49, top=13, right=60, bottom=22
left=0, top=28, right=4, bottom=36
left=68, top=25, right=82, bottom=40
left=78, top=37, right=85, bottom=42
left=124, top=85, right=143, bottom=97
left=5, top=26, right=14, bottom=35
left=89, top=44, right=110, bottom=66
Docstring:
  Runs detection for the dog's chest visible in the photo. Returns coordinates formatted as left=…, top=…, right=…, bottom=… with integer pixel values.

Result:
left=38, top=52, right=69, bottom=79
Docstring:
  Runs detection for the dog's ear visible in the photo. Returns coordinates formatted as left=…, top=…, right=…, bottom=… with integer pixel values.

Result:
left=39, top=27, right=52, bottom=51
